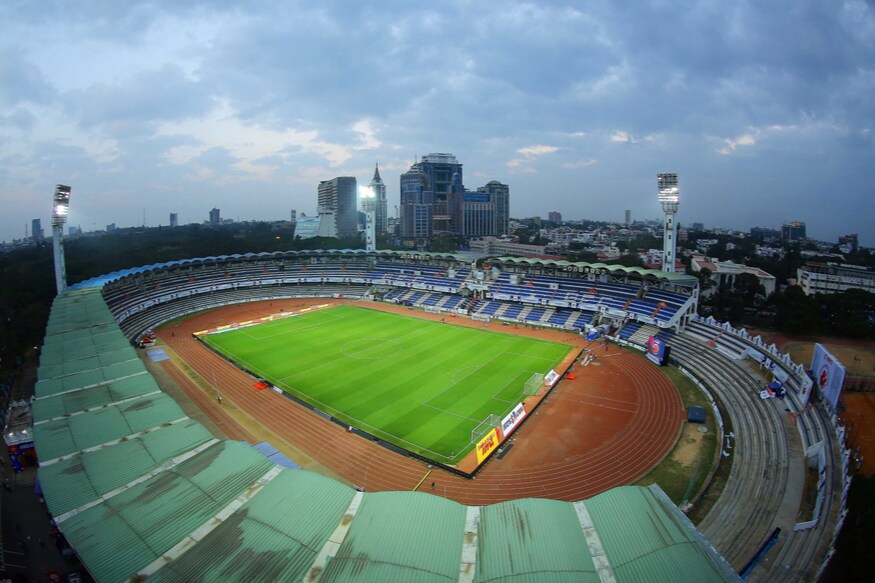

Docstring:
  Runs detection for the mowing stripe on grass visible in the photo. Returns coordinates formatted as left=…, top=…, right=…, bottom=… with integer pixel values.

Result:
left=203, top=305, right=573, bottom=464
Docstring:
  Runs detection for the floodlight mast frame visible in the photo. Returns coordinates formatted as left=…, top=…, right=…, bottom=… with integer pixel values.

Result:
left=52, top=184, right=72, bottom=295
left=657, top=173, right=680, bottom=273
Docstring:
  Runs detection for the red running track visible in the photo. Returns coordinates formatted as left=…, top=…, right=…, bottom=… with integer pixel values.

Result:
left=157, top=299, right=684, bottom=504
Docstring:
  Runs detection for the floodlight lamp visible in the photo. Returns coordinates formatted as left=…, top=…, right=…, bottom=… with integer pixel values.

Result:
left=52, top=184, right=72, bottom=226
left=656, top=173, right=679, bottom=213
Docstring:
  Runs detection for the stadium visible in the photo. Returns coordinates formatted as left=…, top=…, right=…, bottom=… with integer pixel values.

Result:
left=29, top=249, right=848, bottom=581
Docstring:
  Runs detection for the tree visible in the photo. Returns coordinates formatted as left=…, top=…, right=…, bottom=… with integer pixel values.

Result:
left=693, top=267, right=714, bottom=294
left=606, top=254, right=645, bottom=268
left=733, top=272, right=766, bottom=304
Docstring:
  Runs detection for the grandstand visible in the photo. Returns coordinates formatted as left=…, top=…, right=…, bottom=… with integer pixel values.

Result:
left=24, top=248, right=846, bottom=581
left=82, top=249, right=699, bottom=342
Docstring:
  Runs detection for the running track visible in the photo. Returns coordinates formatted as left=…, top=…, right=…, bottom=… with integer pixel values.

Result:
left=157, top=300, right=684, bottom=505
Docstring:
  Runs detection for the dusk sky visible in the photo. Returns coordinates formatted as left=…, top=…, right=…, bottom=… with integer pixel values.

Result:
left=2, top=1, right=874, bottom=246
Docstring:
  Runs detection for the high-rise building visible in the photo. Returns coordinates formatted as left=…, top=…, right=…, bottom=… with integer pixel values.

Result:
left=31, top=218, right=44, bottom=242
left=462, top=180, right=510, bottom=237
left=317, top=177, right=358, bottom=239
left=400, top=164, right=431, bottom=239
left=624, top=210, right=631, bottom=226
left=170, top=213, right=178, bottom=228
left=399, top=153, right=465, bottom=237
left=420, top=153, right=464, bottom=233
left=782, top=221, right=806, bottom=241
left=209, top=208, right=221, bottom=226
left=367, top=164, right=388, bottom=234
left=290, top=209, right=297, bottom=225
left=548, top=211, right=562, bottom=224
left=400, top=153, right=509, bottom=240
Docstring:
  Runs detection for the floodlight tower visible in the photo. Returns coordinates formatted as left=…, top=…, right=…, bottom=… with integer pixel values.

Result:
left=51, top=184, right=72, bottom=295
left=657, top=173, right=679, bottom=273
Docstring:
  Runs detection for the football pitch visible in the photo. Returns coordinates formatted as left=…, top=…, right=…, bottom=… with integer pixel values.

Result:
left=201, top=305, right=573, bottom=465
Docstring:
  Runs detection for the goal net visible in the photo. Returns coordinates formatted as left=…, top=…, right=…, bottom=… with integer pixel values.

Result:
left=471, top=314, right=490, bottom=323
left=523, top=373, right=545, bottom=396
left=425, top=305, right=442, bottom=314
left=471, top=413, right=500, bottom=444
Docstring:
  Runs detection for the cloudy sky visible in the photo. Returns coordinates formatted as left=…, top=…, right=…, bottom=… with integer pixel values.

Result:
left=2, top=1, right=874, bottom=246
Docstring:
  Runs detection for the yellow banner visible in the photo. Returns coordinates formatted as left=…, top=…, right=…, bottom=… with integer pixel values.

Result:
left=475, top=428, right=500, bottom=464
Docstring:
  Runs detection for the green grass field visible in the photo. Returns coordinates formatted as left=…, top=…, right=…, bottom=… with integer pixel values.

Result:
left=202, top=305, right=573, bottom=464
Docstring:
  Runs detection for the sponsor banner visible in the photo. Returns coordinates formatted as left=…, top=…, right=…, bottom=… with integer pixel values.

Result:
left=544, top=369, right=560, bottom=387
left=475, top=428, right=500, bottom=464
left=500, top=403, right=527, bottom=439
left=811, top=343, right=846, bottom=410
left=646, top=335, right=672, bottom=366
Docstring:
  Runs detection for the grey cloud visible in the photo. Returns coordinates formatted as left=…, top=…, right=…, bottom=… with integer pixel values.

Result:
left=0, top=108, right=37, bottom=131
left=65, top=64, right=213, bottom=131
left=0, top=48, right=57, bottom=107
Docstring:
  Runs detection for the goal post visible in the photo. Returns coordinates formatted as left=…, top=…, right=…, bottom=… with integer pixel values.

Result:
left=471, top=413, right=500, bottom=445
left=523, top=372, right=545, bottom=396
left=471, top=314, right=490, bottom=323
left=424, top=305, right=442, bottom=314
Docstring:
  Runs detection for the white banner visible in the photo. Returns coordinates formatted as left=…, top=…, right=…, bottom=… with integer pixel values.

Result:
left=544, top=369, right=560, bottom=387
left=500, top=403, right=527, bottom=439
left=811, top=344, right=846, bottom=411
left=745, top=348, right=789, bottom=382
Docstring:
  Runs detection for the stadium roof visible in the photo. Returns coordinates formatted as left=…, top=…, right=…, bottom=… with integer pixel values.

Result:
left=68, top=249, right=472, bottom=290
left=34, top=287, right=738, bottom=582
left=490, top=256, right=699, bottom=284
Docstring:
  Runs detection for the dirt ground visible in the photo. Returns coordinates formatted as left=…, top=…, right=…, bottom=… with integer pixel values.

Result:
left=154, top=298, right=686, bottom=504
left=751, top=329, right=875, bottom=379
left=749, top=328, right=875, bottom=476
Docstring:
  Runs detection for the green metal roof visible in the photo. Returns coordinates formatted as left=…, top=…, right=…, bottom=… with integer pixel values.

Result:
left=39, top=327, right=129, bottom=362
left=147, top=470, right=357, bottom=582
left=39, top=418, right=214, bottom=517
left=32, top=391, right=186, bottom=460
left=37, top=346, right=139, bottom=381
left=59, top=441, right=276, bottom=583
left=45, top=287, right=117, bottom=333
left=322, top=491, right=468, bottom=583
left=475, top=498, right=599, bottom=583
left=35, top=359, right=147, bottom=396
left=33, top=372, right=160, bottom=420
left=585, top=486, right=738, bottom=583
left=491, top=256, right=699, bottom=284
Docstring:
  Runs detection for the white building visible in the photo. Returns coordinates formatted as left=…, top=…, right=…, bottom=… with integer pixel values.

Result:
left=317, top=176, right=358, bottom=239
left=469, top=236, right=546, bottom=257
left=690, top=254, right=776, bottom=296
left=797, top=262, right=875, bottom=296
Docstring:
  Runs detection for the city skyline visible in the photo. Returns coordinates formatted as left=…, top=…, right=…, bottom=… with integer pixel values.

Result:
left=1, top=2, right=874, bottom=245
